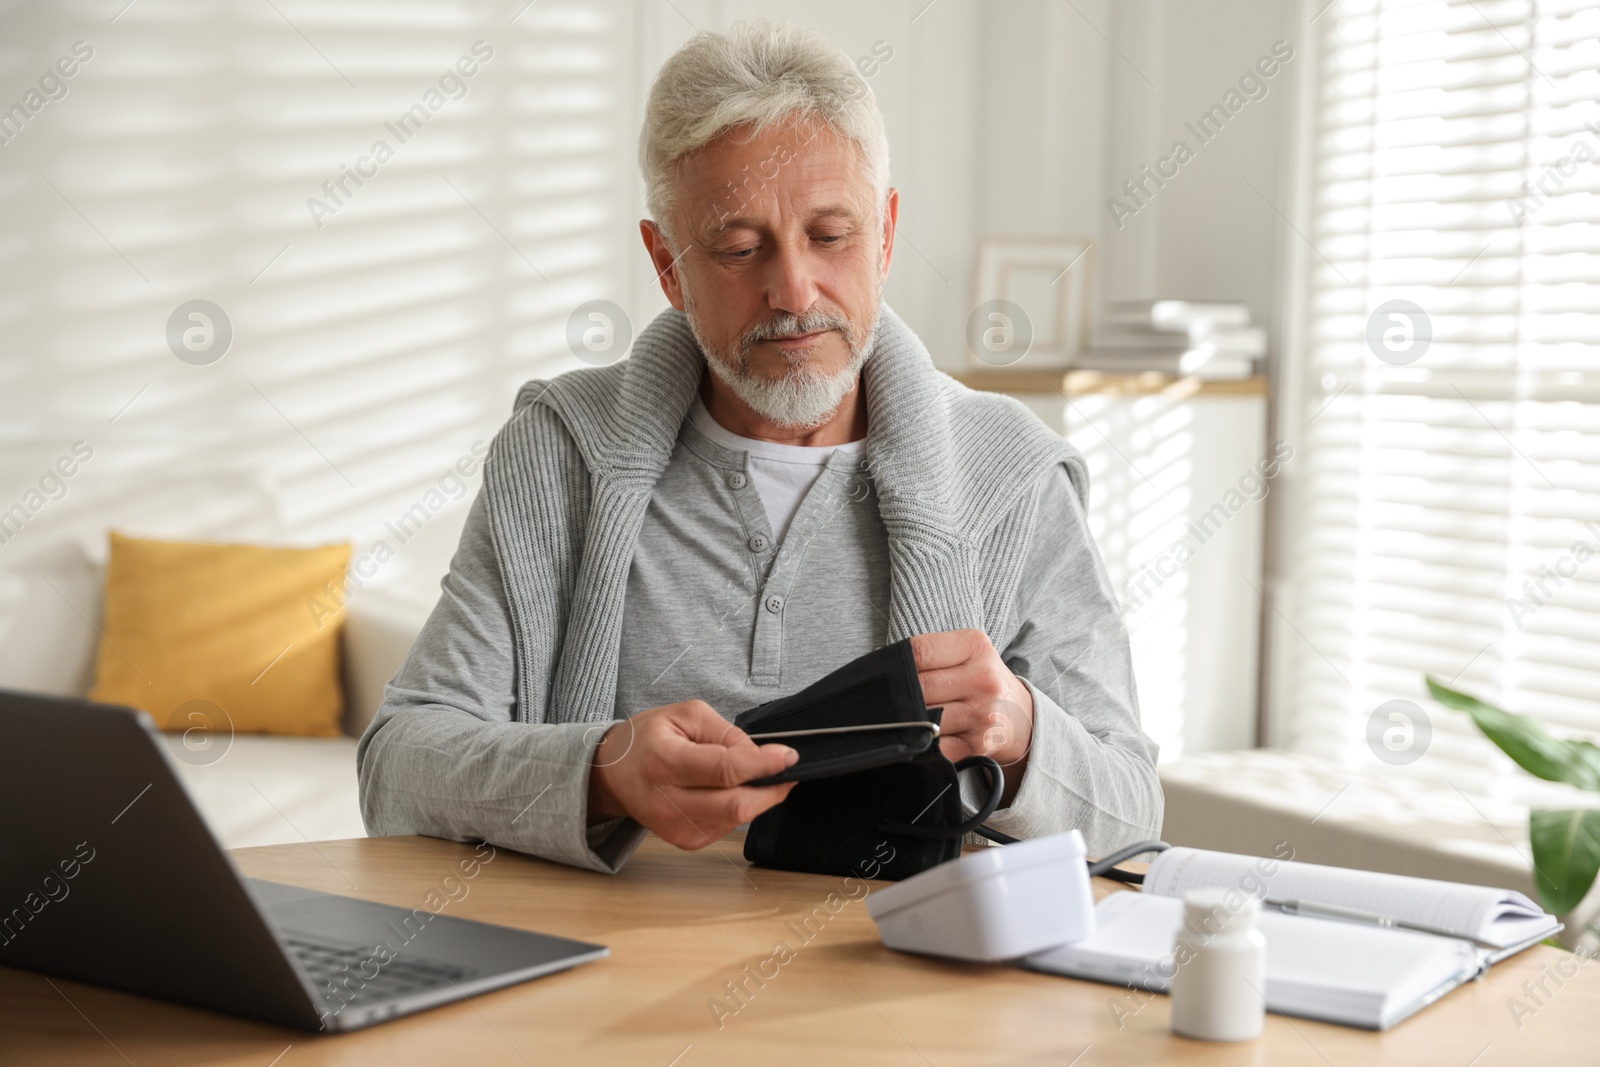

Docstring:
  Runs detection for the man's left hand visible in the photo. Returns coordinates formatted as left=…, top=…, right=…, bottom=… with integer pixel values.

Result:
left=909, top=629, right=1034, bottom=784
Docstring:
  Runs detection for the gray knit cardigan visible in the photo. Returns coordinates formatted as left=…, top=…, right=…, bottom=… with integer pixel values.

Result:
left=481, top=303, right=1089, bottom=730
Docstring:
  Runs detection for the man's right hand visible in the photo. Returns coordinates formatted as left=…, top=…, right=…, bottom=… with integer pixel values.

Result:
left=585, top=700, right=799, bottom=849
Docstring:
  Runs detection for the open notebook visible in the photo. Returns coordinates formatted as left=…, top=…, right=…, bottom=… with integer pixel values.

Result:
left=1024, top=847, right=1561, bottom=1030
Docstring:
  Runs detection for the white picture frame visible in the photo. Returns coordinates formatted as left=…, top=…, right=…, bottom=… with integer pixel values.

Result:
left=968, top=235, right=1093, bottom=370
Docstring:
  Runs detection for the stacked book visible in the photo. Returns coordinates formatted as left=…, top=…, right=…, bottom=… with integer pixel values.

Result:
left=1081, top=299, right=1264, bottom=380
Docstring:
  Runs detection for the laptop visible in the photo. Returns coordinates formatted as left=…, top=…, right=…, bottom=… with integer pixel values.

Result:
left=0, top=689, right=608, bottom=1032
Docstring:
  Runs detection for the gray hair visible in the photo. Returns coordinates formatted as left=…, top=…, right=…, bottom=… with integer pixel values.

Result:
left=639, top=20, right=891, bottom=246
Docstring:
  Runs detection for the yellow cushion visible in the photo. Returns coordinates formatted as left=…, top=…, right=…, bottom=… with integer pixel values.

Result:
left=88, top=532, right=351, bottom=737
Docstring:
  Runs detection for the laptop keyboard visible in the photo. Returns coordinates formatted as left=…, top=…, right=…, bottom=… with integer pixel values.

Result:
left=286, top=937, right=476, bottom=1006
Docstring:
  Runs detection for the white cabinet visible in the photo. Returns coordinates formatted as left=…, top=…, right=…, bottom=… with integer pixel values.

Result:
left=955, top=370, right=1270, bottom=762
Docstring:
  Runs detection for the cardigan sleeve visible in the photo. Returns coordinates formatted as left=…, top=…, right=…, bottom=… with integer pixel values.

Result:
left=963, top=461, right=1165, bottom=853
left=356, top=489, right=649, bottom=873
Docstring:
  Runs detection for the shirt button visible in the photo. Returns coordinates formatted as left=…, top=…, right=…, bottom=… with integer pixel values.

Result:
left=728, top=472, right=747, bottom=489
left=764, top=595, right=784, bottom=614
left=747, top=534, right=769, bottom=552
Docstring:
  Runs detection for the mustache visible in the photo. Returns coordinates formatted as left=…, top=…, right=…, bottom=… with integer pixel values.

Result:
left=740, top=308, right=854, bottom=356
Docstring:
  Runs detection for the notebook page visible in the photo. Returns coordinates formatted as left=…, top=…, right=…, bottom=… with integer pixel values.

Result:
left=1024, top=893, right=1482, bottom=1030
left=1144, top=848, right=1507, bottom=943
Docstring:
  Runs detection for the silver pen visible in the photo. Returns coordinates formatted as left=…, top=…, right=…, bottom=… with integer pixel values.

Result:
left=1264, top=898, right=1502, bottom=951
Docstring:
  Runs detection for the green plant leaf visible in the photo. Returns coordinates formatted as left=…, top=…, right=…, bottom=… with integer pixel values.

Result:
left=1426, top=677, right=1600, bottom=793
left=1530, top=808, right=1600, bottom=915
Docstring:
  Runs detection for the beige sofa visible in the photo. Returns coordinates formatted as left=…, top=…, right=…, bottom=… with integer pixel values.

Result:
left=0, top=478, right=454, bottom=850
left=0, top=536, right=431, bottom=848
left=152, top=588, right=433, bottom=848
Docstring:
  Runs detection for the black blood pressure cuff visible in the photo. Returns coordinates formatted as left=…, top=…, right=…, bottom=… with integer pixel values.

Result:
left=734, top=639, right=1003, bottom=881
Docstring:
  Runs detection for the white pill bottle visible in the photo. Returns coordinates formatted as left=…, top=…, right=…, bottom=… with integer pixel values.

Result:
left=1169, top=887, right=1266, bottom=1042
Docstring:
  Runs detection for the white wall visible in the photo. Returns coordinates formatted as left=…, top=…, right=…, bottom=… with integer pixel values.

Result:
left=1092, top=0, right=1299, bottom=754
left=1100, top=0, right=1297, bottom=339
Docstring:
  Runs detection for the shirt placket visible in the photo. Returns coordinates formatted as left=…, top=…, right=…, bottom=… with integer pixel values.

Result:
left=746, top=450, right=865, bottom=685
left=720, top=460, right=776, bottom=592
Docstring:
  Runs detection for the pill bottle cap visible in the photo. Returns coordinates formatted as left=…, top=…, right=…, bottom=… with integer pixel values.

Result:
left=1182, top=888, right=1260, bottom=935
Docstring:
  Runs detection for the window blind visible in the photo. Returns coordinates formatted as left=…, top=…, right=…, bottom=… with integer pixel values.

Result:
left=1272, top=0, right=1600, bottom=778
left=0, top=0, right=633, bottom=580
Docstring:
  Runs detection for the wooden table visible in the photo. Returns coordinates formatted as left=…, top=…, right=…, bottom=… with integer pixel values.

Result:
left=2, top=834, right=1595, bottom=1066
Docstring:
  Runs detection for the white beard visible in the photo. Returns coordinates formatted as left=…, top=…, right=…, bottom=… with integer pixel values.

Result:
left=683, top=291, right=880, bottom=430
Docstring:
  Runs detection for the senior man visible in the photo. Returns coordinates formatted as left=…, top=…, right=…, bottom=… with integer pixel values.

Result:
left=358, top=21, right=1162, bottom=873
